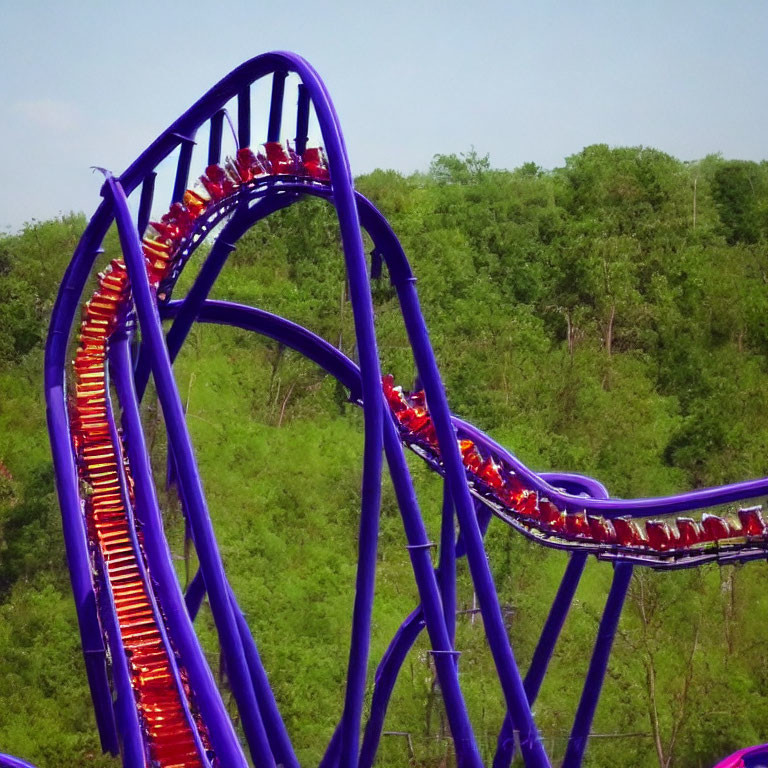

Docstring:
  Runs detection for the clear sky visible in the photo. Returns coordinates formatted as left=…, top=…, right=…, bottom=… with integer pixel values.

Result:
left=1, top=0, right=766, bottom=231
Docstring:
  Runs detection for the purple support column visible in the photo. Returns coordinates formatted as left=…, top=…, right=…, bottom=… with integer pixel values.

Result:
left=321, top=418, right=484, bottom=768
left=184, top=567, right=207, bottom=620
left=167, top=487, right=298, bottom=766
left=237, top=86, right=251, bottom=149
left=295, top=84, right=310, bottom=156
left=137, top=173, right=156, bottom=236
left=267, top=72, right=287, bottom=143
left=295, top=60, right=386, bottom=768
left=437, top=483, right=457, bottom=646
left=493, top=474, right=604, bottom=768
left=561, top=563, right=633, bottom=768
left=109, top=338, right=250, bottom=768
left=381, top=412, right=483, bottom=767
left=394, top=279, right=550, bottom=768
left=0, top=756, right=41, bottom=768
left=357, top=608, right=426, bottom=768
left=493, top=553, right=588, bottom=768
left=208, top=110, right=225, bottom=166
left=525, top=557, right=588, bottom=698
left=172, top=137, right=195, bottom=204
left=229, top=586, right=299, bottom=768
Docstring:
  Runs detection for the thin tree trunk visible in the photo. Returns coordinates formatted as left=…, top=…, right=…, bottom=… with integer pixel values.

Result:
left=277, top=382, right=296, bottom=427
left=602, top=303, right=616, bottom=390
left=692, top=176, right=698, bottom=230
left=645, top=654, right=667, bottom=768
left=637, top=576, right=667, bottom=768
left=605, top=304, right=615, bottom=357
left=666, top=617, right=701, bottom=767
left=338, top=281, right=347, bottom=350
left=721, top=569, right=736, bottom=657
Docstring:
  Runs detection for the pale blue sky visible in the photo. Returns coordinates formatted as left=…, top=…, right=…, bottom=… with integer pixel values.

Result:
left=1, top=0, right=766, bottom=231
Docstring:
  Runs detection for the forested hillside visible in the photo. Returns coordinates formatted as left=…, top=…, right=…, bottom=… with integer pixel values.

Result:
left=2, top=146, right=768, bottom=767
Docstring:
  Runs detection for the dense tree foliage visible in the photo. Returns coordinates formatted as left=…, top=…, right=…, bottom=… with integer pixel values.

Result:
left=2, top=147, right=768, bottom=766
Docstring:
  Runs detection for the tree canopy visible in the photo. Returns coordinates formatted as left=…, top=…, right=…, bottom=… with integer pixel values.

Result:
left=3, top=146, right=768, bottom=766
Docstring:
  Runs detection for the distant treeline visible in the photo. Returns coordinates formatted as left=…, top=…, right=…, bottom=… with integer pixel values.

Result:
left=2, top=146, right=768, bottom=767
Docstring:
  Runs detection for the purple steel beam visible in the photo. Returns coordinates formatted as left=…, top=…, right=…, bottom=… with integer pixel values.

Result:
left=438, top=483, right=458, bottom=647
left=357, top=608, right=426, bottom=768
left=380, top=406, right=483, bottom=767
left=493, top=479, right=609, bottom=768
left=237, top=87, right=251, bottom=149
left=137, top=172, right=156, bottom=236
left=317, top=371, right=484, bottom=767
left=208, top=110, right=225, bottom=166
left=161, top=300, right=360, bottom=397
left=295, top=84, right=310, bottom=156
left=562, top=563, right=634, bottom=768
left=184, top=567, right=207, bottom=620
left=268, top=57, right=385, bottom=768
left=229, top=586, right=299, bottom=768
left=393, top=278, right=550, bottom=767
left=356, top=498, right=478, bottom=768
left=267, top=71, right=288, bottom=143
left=109, top=336, right=247, bottom=767
left=522, top=554, right=589, bottom=715
left=172, top=485, right=297, bottom=762
left=172, top=136, right=195, bottom=204
left=493, top=552, right=589, bottom=768
left=0, top=756, right=40, bottom=768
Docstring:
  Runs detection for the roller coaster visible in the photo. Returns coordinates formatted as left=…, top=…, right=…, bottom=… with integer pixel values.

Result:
left=2, top=51, right=767, bottom=767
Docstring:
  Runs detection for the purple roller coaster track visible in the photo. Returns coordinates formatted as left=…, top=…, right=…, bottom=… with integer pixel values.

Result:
left=2, top=50, right=767, bottom=768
